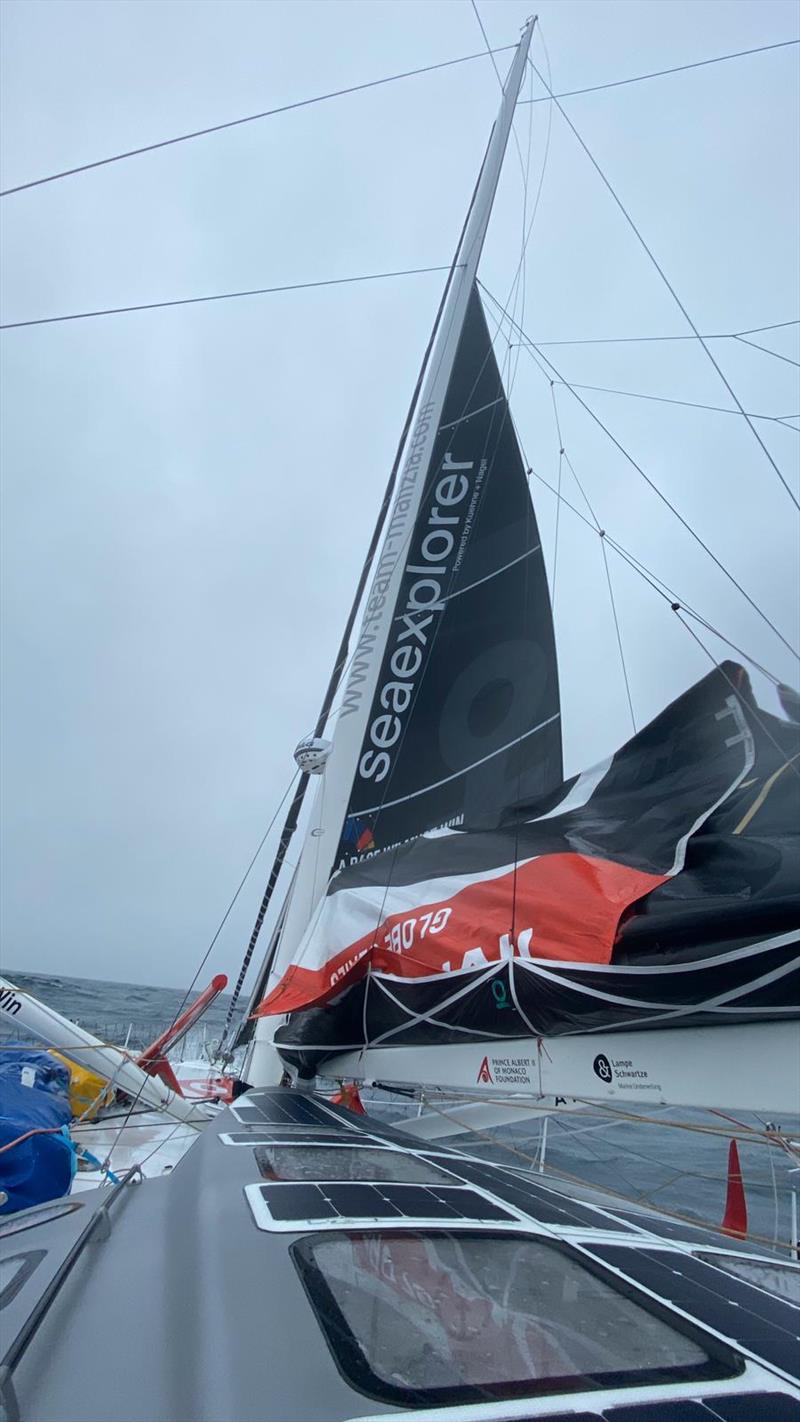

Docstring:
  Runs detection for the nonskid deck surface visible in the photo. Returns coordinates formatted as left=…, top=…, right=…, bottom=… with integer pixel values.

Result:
left=1, top=1090, right=798, bottom=1422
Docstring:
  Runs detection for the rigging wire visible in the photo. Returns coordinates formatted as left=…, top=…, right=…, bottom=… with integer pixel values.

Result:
left=577, top=498, right=636, bottom=734
left=481, top=282, right=800, bottom=662
left=2, top=39, right=795, bottom=200
left=546, top=382, right=636, bottom=731
left=519, top=37, right=800, bottom=104
left=418, top=1096, right=796, bottom=1251
left=0, top=264, right=456, bottom=332
left=733, top=334, right=800, bottom=368
left=604, top=538, right=786, bottom=689
left=525, top=58, right=799, bottom=514
left=549, top=383, right=564, bottom=614
left=530, top=458, right=787, bottom=688
left=543, top=378, right=800, bottom=431
left=169, top=770, right=300, bottom=1030
left=0, top=46, right=515, bottom=198
left=531, top=318, right=800, bottom=347
left=505, top=341, right=794, bottom=695
left=504, top=400, right=789, bottom=690
left=92, top=770, right=300, bottom=1165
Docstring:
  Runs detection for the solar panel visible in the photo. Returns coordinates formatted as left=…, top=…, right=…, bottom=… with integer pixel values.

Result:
left=698, top=1395, right=800, bottom=1420
left=612, top=1211, right=735, bottom=1246
left=245, top=1180, right=520, bottom=1231
left=230, top=1090, right=352, bottom=1128
left=588, top=1246, right=800, bottom=1381
left=445, top=1159, right=630, bottom=1232
left=609, top=1403, right=717, bottom=1420
left=515, top=1396, right=800, bottom=1421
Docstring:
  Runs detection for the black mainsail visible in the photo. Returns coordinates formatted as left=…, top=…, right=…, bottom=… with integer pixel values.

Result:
left=334, top=284, right=562, bottom=869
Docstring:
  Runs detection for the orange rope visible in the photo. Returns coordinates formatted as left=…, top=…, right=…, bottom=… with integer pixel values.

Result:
left=0, top=1125, right=66, bottom=1154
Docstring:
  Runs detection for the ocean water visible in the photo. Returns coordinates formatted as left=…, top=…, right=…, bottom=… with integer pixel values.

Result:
left=5, top=968, right=244, bottom=1056
left=6, top=969, right=798, bottom=1254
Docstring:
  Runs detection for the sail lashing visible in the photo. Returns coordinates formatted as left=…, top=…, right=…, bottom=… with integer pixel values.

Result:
left=273, top=663, right=800, bottom=1071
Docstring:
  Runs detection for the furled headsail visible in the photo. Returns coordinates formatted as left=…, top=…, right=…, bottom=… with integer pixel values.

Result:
left=272, top=663, right=799, bottom=1070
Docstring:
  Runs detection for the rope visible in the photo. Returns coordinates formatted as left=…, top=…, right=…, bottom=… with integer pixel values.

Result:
left=0, top=1125, right=65, bottom=1155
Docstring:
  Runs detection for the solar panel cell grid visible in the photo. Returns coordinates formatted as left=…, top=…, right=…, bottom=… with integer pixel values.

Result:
left=588, top=1247, right=800, bottom=1382
left=254, top=1181, right=519, bottom=1224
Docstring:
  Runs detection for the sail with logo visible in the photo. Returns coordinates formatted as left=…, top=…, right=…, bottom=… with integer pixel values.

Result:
left=258, top=282, right=562, bottom=1018
left=336, top=284, right=562, bottom=869
left=245, top=18, right=799, bottom=1082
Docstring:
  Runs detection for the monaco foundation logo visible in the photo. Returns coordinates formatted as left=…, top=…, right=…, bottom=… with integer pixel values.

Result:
left=476, top=1056, right=494, bottom=1084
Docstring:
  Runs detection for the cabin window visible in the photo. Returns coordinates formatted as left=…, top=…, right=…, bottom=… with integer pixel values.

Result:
left=292, top=1230, right=739, bottom=1407
left=254, top=1145, right=450, bottom=1184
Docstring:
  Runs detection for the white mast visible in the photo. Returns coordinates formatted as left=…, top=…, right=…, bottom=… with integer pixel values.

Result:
left=247, top=19, right=536, bottom=1087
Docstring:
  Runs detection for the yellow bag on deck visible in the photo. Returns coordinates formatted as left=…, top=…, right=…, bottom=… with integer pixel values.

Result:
left=49, top=1051, right=115, bottom=1120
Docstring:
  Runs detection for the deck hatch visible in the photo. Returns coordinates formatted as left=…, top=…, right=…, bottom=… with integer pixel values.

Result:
left=291, top=1230, right=739, bottom=1408
left=220, top=1130, right=384, bottom=1148
left=254, top=1144, right=454, bottom=1184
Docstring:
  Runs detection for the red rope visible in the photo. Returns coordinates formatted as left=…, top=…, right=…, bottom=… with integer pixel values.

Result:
left=0, top=1125, right=66, bottom=1155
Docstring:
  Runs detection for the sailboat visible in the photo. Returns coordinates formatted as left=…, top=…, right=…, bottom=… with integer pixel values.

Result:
left=2, top=18, right=799, bottom=1421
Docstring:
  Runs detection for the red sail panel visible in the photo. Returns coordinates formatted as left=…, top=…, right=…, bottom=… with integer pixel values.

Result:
left=258, top=853, right=666, bottom=1016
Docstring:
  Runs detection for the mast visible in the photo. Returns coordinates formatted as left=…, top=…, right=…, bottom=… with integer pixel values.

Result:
left=246, top=18, right=536, bottom=1086
left=232, top=173, right=482, bottom=1051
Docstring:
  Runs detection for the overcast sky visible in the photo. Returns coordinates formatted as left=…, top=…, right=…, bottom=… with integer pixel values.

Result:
left=1, top=0, right=798, bottom=991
